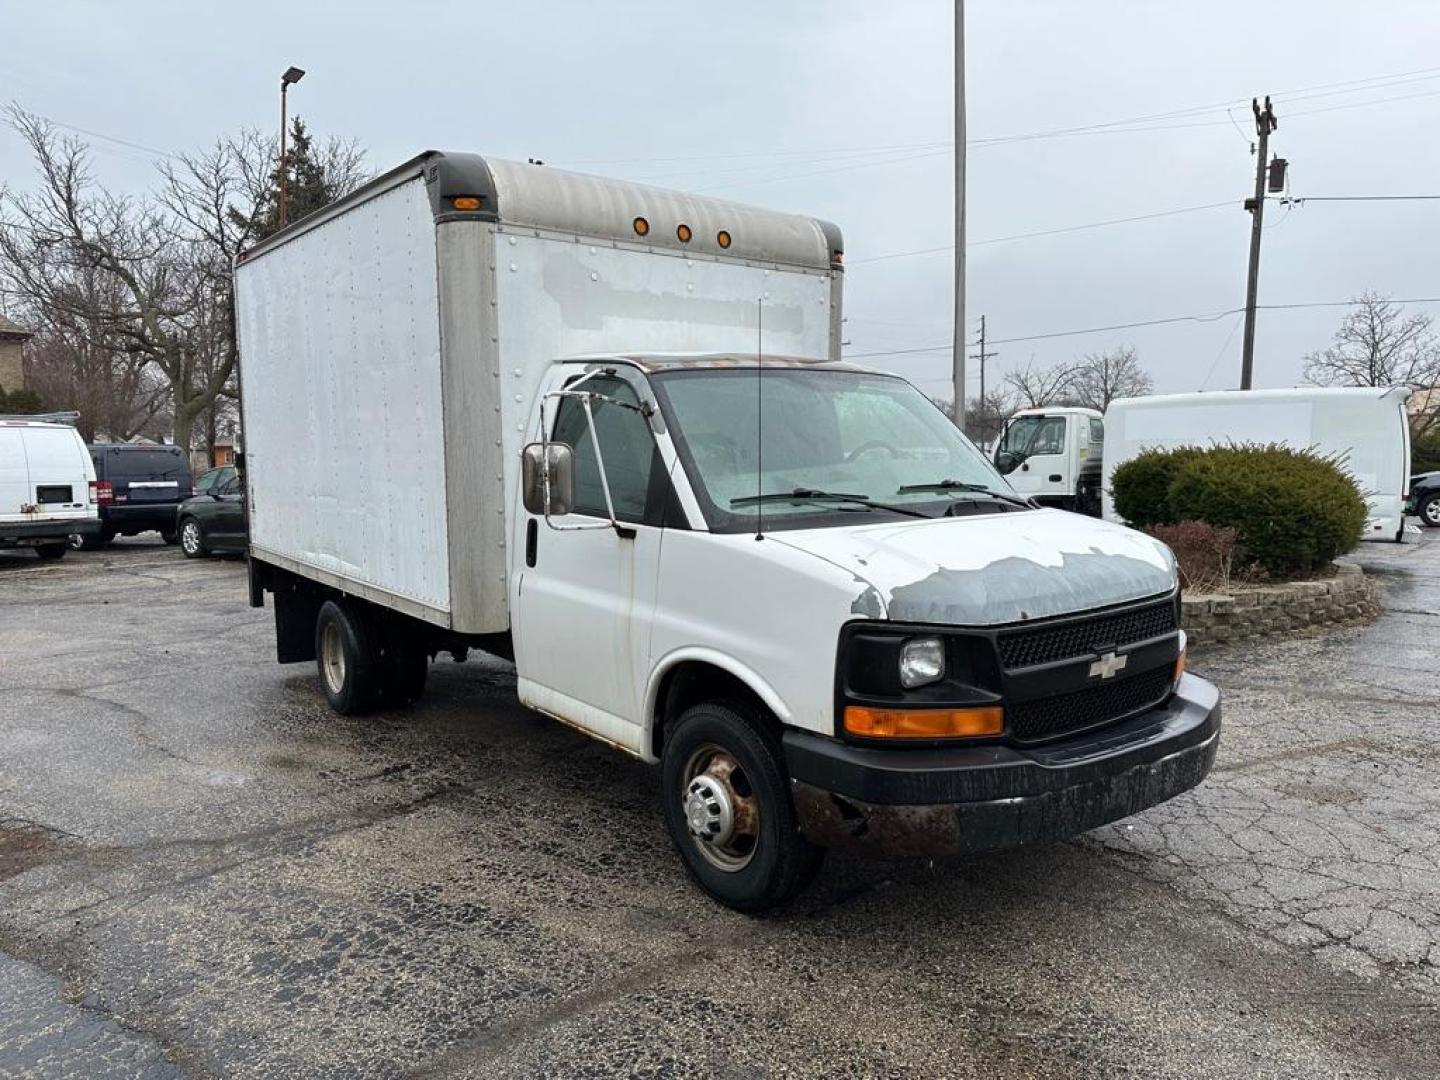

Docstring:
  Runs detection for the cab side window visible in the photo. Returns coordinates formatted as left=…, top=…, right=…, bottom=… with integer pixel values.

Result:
left=1089, top=418, right=1105, bottom=446
left=551, top=376, right=662, bottom=524
left=1031, top=417, right=1066, bottom=456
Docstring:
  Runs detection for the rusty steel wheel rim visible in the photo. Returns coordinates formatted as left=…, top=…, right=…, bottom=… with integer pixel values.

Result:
left=320, top=620, right=346, bottom=697
left=681, top=742, right=761, bottom=872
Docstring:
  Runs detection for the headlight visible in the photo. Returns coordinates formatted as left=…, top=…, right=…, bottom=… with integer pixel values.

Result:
left=899, top=636, right=944, bottom=688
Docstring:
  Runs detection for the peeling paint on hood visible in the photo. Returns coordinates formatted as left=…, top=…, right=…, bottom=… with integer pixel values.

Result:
left=773, top=509, right=1177, bottom=626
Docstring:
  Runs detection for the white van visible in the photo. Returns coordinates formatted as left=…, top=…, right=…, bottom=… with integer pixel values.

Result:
left=0, top=418, right=100, bottom=559
left=1102, top=387, right=1413, bottom=542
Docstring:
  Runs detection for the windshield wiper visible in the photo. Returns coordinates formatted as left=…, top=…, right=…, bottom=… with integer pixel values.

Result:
left=897, top=479, right=1035, bottom=509
left=730, top=488, right=930, bottom=518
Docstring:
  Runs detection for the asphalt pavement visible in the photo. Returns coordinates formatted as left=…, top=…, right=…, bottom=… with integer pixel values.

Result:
left=0, top=532, right=1436, bottom=1078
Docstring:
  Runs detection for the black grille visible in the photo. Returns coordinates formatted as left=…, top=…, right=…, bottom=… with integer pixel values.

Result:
left=996, top=599, right=1176, bottom=670
left=1007, top=666, right=1174, bottom=744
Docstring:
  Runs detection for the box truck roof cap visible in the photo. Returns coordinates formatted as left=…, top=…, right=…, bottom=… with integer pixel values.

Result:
left=238, top=150, right=843, bottom=272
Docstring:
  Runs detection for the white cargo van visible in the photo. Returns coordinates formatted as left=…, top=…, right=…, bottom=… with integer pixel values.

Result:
left=993, top=405, right=1104, bottom=515
left=0, top=417, right=100, bottom=559
left=236, top=152, right=1219, bottom=910
left=1102, top=387, right=1413, bottom=542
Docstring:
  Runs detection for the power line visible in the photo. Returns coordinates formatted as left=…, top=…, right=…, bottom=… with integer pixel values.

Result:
left=850, top=200, right=1234, bottom=264
left=841, top=296, right=1440, bottom=358
left=1284, top=194, right=1440, bottom=202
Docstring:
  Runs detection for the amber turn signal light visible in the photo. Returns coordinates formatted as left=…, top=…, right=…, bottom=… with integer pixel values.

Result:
left=843, top=705, right=1003, bottom=739
left=1174, top=649, right=1187, bottom=683
left=451, top=196, right=483, bottom=211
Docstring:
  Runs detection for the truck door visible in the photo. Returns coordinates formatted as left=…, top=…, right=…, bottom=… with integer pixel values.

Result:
left=512, top=372, right=668, bottom=754
left=998, top=415, right=1070, bottom=502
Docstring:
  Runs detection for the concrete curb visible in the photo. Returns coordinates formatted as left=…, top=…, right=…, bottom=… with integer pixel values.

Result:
left=1181, top=562, right=1380, bottom=647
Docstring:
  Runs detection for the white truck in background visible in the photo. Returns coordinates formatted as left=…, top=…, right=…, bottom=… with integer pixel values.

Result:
left=1101, top=387, right=1413, bottom=542
left=235, top=152, right=1219, bottom=911
left=992, top=405, right=1104, bottom=515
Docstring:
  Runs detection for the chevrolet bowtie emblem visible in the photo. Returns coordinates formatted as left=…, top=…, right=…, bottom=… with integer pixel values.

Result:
left=1089, top=651, right=1128, bottom=679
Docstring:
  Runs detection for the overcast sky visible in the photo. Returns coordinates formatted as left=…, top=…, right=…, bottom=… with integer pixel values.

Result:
left=6, top=1, right=1440, bottom=402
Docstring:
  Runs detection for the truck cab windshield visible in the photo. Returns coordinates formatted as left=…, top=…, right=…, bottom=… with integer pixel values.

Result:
left=651, top=367, right=1018, bottom=532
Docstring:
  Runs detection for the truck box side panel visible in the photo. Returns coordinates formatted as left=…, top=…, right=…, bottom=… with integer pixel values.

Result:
left=237, top=179, right=452, bottom=620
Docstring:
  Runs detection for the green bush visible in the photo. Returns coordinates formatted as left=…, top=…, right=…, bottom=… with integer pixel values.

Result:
left=1165, top=444, right=1366, bottom=578
left=1413, top=431, right=1440, bottom=474
left=1110, top=446, right=1204, bottom=527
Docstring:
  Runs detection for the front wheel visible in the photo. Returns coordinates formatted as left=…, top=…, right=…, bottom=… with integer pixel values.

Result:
left=661, top=703, right=823, bottom=912
left=179, top=518, right=207, bottom=558
left=69, top=530, right=107, bottom=551
left=1419, top=494, right=1440, bottom=529
left=34, top=543, right=67, bottom=561
left=161, top=528, right=179, bottom=545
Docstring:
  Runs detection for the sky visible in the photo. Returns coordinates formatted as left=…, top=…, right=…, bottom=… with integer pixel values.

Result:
left=4, top=0, right=1440, bottom=404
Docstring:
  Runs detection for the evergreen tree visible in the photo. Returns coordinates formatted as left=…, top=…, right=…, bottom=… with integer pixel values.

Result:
left=230, top=117, right=349, bottom=240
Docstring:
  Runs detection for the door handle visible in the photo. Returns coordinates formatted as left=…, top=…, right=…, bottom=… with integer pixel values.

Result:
left=525, top=518, right=538, bottom=567
left=1048, top=474, right=1063, bottom=482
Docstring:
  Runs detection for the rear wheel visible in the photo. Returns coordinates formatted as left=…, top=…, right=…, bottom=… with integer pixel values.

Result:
left=314, top=600, right=385, bottom=715
left=179, top=518, right=207, bottom=558
left=34, top=543, right=67, bottom=561
left=1420, top=494, right=1440, bottom=529
left=661, top=702, right=824, bottom=912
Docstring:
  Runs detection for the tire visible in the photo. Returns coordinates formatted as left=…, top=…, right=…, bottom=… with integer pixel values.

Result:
left=661, top=702, right=824, bottom=913
left=178, top=517, right=207, bottom=558
left=69, top=530, right=108, bottom=551
left=161, top=528, right=179, bottom=545
left=34, top=543, right=67, bottom=561
left=1419, top=494, right=1440, bottom=529
left=314, top=599, right=385, bottom=715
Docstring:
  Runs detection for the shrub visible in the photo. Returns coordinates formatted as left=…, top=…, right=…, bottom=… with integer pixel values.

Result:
left=1144, top=520, right=1242, bottom=591
left=1413, top=431, right=1440, bottom=474
left=1111, top=446, right=1205, bottom=527
left=1166, top=444, right=1366, bottom=579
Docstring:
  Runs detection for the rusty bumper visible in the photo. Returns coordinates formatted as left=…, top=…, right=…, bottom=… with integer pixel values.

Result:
left=784, top=673, right=1220, bottom=859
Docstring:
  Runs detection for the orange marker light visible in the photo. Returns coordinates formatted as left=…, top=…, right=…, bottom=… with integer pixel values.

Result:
left=633, top=216, right=650, bottom=237
left=451, top=196, right=483, bottom=211
left=676, top=223, right=692, bottom=243
left=716, top=229, right=732, bottom=249
left=843, top=705, right=1003, bottom=739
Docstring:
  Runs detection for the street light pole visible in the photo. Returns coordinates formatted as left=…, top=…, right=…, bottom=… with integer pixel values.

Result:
left=279, top=66, right=306, bottom=228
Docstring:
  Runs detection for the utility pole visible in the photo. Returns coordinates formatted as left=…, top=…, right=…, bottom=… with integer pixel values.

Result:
left=952, top=0, right=967, bottom=431
left=969, top=315, right=999, bottom=444
left=1240, top=95, right=1277, bottom=390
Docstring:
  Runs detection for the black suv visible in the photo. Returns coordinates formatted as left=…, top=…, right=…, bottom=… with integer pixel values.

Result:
left=72, top=444, right=195, bottom=549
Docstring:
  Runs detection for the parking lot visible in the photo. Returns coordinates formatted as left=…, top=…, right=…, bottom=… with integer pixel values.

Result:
left=1, top=534, right=1437, bottom=1079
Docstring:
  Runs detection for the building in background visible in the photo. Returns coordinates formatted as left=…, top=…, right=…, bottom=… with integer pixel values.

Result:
left=0, top=314, right=32, bottom=397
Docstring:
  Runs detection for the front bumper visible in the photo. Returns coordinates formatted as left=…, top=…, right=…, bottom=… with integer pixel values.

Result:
left=784, top=673, right=1220, bottom=858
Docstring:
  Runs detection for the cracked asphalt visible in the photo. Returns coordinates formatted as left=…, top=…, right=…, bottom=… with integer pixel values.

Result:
left=0, top=532, right=1437, bottom=1078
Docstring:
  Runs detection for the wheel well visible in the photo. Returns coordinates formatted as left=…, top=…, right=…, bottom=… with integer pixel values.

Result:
left=652, top=660, right=776, bottom=759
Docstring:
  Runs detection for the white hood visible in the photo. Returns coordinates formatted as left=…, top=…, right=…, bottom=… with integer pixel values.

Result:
left=771, top=509, right=1176, bottom=626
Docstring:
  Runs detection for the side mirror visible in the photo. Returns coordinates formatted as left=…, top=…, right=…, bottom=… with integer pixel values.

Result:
left=994, top=450, right=1018, bottom=475
left=521, top=442, right=575, bottom=517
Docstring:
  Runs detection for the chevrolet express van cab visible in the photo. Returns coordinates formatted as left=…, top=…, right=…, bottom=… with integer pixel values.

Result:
left=236, top=153, right=1220, bottom=910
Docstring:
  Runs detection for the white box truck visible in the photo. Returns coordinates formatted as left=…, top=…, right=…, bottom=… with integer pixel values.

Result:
left=1101, top=387, right=1413, bottom=542
left=992, top=405, right=1105, bottom=515
left=236, top=152, right=1219, bottom=910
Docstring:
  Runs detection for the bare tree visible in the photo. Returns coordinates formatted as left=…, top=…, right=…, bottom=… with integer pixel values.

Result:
left=964, top=388, right=1019, bottom=449
left=1004, top=359, right=1078, bottom=408
left=1304, top=293, right=1440, bottom=438
left=1070, top=345, right=1153, bottom=412
left=1, top=109, right=365, bottom=456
